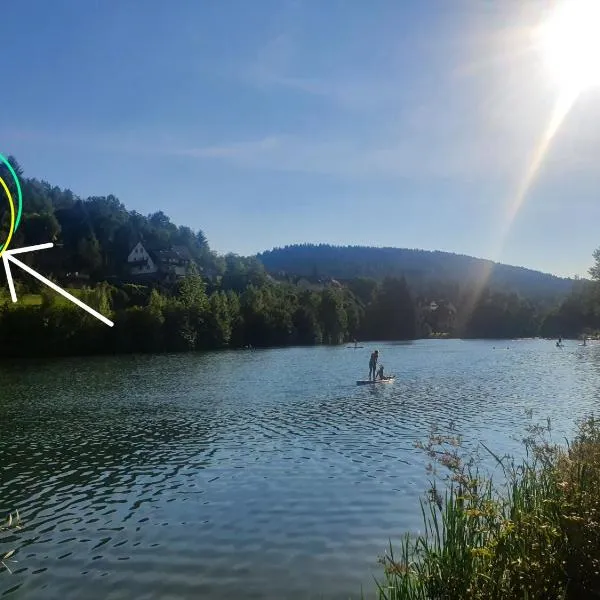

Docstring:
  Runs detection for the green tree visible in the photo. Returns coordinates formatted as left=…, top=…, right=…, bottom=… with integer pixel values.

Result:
left=365, top=277, right=417, bottom=340
left=162, top=301, right=198, bottom=351
left=319, top=288, right=347, bottom=344
left=76, top=235, right=102, bottom=274
left=202, top=291, right=232, bottom=348
left=240, top=285, right=270, bottom=346
left=589, top=248, right=600, bottom=281
left=114, top=306, right=164, bottom=353
left=293, top=291, right=322, bottom=344
left=85, top=195, right=128, bottom=274
left=226, top=290, right=244, bottom=346
left=21, top=212, right=61, bottom=245
left=178, top=264, right=208, bottom=310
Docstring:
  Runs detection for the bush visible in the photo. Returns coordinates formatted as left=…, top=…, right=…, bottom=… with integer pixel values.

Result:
left=377, top=414, right=600, bottom=599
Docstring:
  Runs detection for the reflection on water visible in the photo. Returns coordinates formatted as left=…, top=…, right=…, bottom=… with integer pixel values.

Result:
left=1, top=340, right=600, bottom=599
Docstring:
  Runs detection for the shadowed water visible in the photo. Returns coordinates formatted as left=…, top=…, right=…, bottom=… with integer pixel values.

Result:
left=1, top=339, right=599, bottom=599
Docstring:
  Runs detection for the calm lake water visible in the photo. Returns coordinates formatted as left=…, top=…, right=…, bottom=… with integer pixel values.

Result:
left=1, top=339, right=600, bottom=599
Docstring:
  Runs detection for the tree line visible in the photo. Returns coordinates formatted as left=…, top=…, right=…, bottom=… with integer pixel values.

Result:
left=1, top=254, right=598, bottom=359
left=0, top=271, right=418, bottom=358
left=0, top=154, right=598, bottom=358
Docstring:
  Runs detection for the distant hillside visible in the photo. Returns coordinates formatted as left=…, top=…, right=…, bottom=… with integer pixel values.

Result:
left=256, top=244, right=575, bottom=302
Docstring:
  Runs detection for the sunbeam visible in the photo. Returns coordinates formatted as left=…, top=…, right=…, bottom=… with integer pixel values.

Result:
left=462, top=89, right=578, bottom=325
left=503, top=88, right=578, bottom=247
left=459, top=0, right=600, bottom=323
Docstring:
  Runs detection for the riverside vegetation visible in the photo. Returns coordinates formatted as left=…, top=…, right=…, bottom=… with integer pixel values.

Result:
left=375, top=414, right=600, bottom=599
left=0, top=511, right=21, bottom=574
left=1, top=156, right=600, bottom=357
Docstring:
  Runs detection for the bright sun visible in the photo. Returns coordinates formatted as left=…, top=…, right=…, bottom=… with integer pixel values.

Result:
left=537, top=0, right=600, bottom=95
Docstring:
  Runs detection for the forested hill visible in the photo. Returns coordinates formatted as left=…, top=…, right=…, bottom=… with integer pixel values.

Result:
left=0, top=156, right=224, bottom=280
left=0, top=154, right=599, bottom=357
left=257, top=244, right=575, bottom=301
left=0, top=154, right=575, bottom=307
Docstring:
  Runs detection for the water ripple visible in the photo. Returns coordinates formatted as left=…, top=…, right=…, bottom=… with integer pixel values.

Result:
left=1, top=340, right=599, bottom=599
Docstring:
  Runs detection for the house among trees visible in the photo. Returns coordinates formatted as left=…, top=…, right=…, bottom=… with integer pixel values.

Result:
left=420, top=299, right=457, bottom=335
left=127, top=242, right=192, bottom=280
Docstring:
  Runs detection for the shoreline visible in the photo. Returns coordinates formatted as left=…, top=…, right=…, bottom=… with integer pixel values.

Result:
left=0, top=335, right=580, bottom=361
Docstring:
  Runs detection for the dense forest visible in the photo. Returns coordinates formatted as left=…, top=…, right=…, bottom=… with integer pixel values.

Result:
left=0, top=154, right=597, bottom=359
left=257, top=244, right=574, bottom=302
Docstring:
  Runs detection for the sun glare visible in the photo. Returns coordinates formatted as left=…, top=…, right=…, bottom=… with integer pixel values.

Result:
left=538, top=0, right=600, bottom=95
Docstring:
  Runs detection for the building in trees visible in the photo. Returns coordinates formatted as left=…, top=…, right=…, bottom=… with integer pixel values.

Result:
left=422, top=299, right=457, bottom=335
left=127, top=242, right=192, bottom=280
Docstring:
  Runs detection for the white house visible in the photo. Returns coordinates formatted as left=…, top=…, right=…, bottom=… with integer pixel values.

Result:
left=127, top=242, right=158, bottom=276
left=127, top=242, right=192, bottom=279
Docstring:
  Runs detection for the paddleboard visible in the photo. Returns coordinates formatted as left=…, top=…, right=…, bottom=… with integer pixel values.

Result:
left=347, top=346, right=364, bottom=349
left=356, top=377, right=395, bottom=385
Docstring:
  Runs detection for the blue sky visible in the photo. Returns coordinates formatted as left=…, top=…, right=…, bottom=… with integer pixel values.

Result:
left=2, top=0, right=599, bottom=277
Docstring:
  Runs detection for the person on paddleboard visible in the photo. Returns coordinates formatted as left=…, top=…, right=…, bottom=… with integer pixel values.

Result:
left=377, top=364, right=385, bottom=380
left=369, top=350, right=379, bottom=381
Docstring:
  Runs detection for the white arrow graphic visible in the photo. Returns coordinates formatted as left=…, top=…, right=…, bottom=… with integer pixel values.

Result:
left=2, top=242, right=114, bottom=327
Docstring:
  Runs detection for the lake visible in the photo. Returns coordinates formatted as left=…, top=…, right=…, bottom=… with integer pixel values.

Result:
left=1, top=339, right=599, bottom=599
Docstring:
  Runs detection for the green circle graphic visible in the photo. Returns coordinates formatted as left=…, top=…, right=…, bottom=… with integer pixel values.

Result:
left=0, top=153, right=23, bottom=251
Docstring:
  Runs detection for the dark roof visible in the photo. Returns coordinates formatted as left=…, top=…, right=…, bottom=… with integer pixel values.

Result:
left=130, top=242, right=192, bottom=264
left=149, top=247, right=191, bottom=263
left=171, top=245, right=192, bottom=259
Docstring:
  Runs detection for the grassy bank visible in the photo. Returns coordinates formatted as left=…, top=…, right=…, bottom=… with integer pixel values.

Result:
left=376, top=415, right=600, bottom=599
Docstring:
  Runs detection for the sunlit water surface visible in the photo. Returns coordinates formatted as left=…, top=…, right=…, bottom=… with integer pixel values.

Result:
left=1, top=339, right=599, bottom=599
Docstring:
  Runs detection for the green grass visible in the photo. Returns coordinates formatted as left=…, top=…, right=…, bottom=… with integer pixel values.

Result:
left=375, top=415, right=600, bottom=599
left=21, top=294, right=42, bottom=306
left=2, top=293, right=75, bottom=307
left=15, top=288, right=102, bottom=308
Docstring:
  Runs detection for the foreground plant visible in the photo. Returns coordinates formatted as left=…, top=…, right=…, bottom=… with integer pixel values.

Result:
left=376, top=414, right=600, bottom=599
left=0, top=510, right=21, bottom=574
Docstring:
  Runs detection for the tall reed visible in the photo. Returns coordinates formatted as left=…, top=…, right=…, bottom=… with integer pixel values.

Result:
left=376, top=414, right=600, bottom=599
left=0, top=510, right=21, bottom=574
